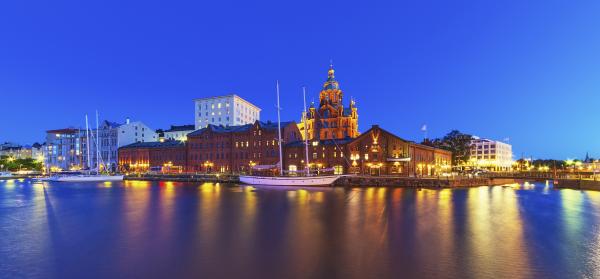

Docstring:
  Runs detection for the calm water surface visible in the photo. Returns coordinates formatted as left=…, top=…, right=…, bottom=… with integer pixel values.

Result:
left=1, top=179, right=599, bottom=279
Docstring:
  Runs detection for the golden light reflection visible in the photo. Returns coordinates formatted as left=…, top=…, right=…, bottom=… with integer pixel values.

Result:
left=466, top=186, right=532, bottom=278
left=123, top=180, right=151, bottom=188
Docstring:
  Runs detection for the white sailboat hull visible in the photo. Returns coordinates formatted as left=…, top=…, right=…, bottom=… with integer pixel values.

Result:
left=48, top=175, right=124, bottom=182
left=239, top=175, right=340, bottom=186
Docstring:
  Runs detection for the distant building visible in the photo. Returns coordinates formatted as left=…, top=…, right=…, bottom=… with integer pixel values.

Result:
left=82, top=118, right=158, bottom=172
left=31, top=143, right=44, bottom=160
left=469, top=138, right=513, bottom=171
left=161, top=125, right=195, bottom=141
left=0, top=142, right=45, bottom=160
left=45, top=128, right=85, bottom=171
left=194, top=94, right=261, bottom=129
left=303, top=65, right=359, bottom=140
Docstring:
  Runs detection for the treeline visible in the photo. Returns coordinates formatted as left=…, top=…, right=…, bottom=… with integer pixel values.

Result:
left=0, top=156, right=43, bottom=172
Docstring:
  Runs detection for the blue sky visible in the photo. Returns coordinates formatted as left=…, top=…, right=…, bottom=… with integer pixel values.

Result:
left=0, top=0, right=598, bottom=159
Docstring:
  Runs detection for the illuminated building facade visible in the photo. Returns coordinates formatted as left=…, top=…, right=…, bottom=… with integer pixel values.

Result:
left=118, top=141, right=186, bottom=173
left=186, top=121, right=301, bottom=173
left=469, top=138, right=513, bottom=171
left=303, top=66, right=359, bottom=140
left=284, top=125, right=452, bottom=176
left=45, top=128, right=84, bottom=171
left=194, top=94, right=261, bottom=129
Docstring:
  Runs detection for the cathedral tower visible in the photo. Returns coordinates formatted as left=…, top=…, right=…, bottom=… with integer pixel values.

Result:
left=303, top=65, right=359, bottom=140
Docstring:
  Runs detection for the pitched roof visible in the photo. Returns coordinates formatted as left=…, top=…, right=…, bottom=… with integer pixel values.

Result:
left=165, top=125, right=195, bottom=132
left=119, top=140, right=184, bottom=149
left=188, top=121, right=295, bottom=137
left=285, top=137, right=354, bottom=147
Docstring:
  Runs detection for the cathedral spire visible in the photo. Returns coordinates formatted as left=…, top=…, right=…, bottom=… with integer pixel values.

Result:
left=323, top=63, right=339, bottom=90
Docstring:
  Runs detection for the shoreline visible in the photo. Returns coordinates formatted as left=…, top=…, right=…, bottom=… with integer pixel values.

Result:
left=123, top=174, right=520, bottom=188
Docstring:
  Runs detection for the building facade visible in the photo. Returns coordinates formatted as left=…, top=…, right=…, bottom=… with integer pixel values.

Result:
left=186, top=121, right=301, bottom=173
left=194, top=95, right=261, bottom=129
left=284, top=125, right=452, bottom=176
left=304, top=66, right=359, bottom=140
left=44, top=128, right=84, bottom=171
left=81, top=119, right=158, bottom=172
left=0, top=142, right=43, bottom=159
left=469, top=138, right=513, bottom=171
left=159, top=125, right=195, bottom=141
left=118, top=141, right=186, bottom=173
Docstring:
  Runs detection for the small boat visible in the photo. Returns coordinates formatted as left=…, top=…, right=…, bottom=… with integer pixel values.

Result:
left=239, top=175, right=340, bottom=186
left=238, top=82, right=340, bottom=187
left=47, top=174, right=124, bottom=182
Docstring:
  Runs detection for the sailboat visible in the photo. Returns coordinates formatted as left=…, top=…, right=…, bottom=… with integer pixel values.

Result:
left=239, top=82, right=341, bottom=186
left=48, top=112, right=124, bottom=182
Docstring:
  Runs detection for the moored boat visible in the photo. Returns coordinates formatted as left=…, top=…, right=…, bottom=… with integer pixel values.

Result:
left=47, top=174, right=124, bottom=182
left=239, top=175, right=340, bottom=186
left=238, top=82, right=342, bottom=187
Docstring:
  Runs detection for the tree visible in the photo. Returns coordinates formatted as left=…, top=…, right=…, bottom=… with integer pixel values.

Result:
left=422, top=130, right=473, bottom=166
left=0, top=156, right=43, bottom=172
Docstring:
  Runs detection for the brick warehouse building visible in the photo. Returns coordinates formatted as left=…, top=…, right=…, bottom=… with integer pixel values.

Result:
left=186, top=121, right=301, bottom=173
left=118, top=141, right=186, bottom=173
left=118, top=123, right=451, bottom=176
left=284, top=125, right=452, bottom=176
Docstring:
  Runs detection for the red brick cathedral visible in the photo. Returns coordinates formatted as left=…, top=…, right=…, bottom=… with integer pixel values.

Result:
left=304, top=65, right=359, bottom=140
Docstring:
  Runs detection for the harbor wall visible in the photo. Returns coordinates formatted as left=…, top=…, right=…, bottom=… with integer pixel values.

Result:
left=555, top=179, right=600, bottom=191
left=125, top=174, right=517, bottom=188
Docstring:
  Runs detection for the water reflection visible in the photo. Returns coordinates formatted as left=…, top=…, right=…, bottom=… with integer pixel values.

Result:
left=1, top=180, right=600, bottom=278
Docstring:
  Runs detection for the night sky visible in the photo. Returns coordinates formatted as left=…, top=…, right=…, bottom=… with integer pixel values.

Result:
left=1, top=0, right=598, bottom=159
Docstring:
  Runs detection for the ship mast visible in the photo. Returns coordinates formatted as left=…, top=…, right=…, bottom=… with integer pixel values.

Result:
left=96, top=110, right=100, bottom=174
left=85, top=114, right=91, bottom=172
left=276, top=81, right=283, bottom=175
left=302, top=86, right=310, bottom=176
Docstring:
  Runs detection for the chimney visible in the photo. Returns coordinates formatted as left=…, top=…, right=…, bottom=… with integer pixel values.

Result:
left=126, top=117, right=130, bottom=124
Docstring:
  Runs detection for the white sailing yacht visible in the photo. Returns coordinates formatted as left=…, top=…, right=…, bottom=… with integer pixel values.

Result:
left=239, top=82, right=341, bottom=186
left=48, top=112, right=124, bottom=182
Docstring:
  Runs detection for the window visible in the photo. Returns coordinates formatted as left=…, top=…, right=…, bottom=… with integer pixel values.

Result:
left=333, top=165, right=343, bottom=175
left=364, top=154, right=369, bottom=160
left=313, top=152, right=317, bottom=159
left=289, top=165, right=297, bottom=172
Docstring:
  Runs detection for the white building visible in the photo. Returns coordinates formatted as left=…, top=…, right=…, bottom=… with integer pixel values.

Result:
left=160, top=125, right=195, bottom=141
left=469, top=137, right=513, bottom=171
left=83, top=119, right=158, bottom=172
left=194, top=94, right=261, bottom=129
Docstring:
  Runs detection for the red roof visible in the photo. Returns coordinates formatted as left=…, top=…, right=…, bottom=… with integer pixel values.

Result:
left=46, top=128, right=79, bottom=134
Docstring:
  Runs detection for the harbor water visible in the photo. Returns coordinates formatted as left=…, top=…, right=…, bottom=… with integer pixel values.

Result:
left=1, top=179, right=599, bottom=278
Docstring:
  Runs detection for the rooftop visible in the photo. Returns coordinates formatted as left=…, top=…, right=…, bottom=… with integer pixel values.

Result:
left=165, top=125, right=195, bottom=132
left=193, top=94, right=261, bottom=110
left=119, top=140, right=185, bottom=149
left=188, top=121, right=294, bottom=136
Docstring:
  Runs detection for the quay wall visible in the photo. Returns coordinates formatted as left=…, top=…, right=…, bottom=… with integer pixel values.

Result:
left=125, top=174, right=517, bottom=188
left=334, top=176, right=517, bottom=188
left=555, top=179, right=600, bottom=191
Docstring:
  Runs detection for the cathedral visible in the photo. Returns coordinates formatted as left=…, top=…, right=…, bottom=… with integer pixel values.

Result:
left=303, top=65, right=359, bottom=140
